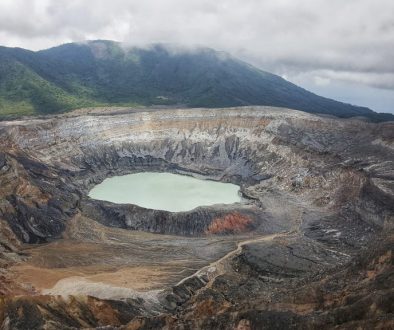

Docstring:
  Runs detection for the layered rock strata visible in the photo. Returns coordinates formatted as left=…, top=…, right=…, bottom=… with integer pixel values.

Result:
left=0, top=106, right=392, bottom=329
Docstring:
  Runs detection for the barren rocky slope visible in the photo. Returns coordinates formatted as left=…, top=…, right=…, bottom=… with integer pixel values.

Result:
left=0, top=106, right=393, bottom=329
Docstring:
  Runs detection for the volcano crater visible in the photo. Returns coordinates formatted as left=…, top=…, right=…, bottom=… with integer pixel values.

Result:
left=0, top=106, right=393, bottom=329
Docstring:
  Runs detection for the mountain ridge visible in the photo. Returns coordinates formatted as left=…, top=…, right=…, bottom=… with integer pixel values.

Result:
left=0, top=40, right=392, bottom=121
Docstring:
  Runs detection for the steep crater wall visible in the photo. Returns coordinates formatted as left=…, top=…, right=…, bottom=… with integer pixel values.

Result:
left=0, top=107, right=393, bottom=244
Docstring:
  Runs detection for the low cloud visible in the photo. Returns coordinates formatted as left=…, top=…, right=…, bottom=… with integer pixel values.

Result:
left=0, top=0, right=393, bottom=111
left=313, top=71, right=394, bottom=90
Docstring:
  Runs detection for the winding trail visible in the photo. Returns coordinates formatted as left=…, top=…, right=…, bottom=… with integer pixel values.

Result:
left=177, top=231, right=289, bottom=286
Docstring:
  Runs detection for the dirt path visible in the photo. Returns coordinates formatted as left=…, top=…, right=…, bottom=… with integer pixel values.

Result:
left=177, top=231, right=289, bottom=286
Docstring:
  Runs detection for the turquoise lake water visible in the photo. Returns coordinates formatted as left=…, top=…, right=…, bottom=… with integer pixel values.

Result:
left=88, top=172, right=241, bottom=212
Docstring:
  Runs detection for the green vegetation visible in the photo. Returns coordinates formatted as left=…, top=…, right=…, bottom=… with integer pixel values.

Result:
left=0, top=40, right=392, bottom=121
left=0, top=56, right=98, bottom=117
left=0, top=100, right=35, bottom=116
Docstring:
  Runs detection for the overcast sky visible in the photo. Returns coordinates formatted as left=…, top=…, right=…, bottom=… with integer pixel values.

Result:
left=1, top=0, right=393, bottom=113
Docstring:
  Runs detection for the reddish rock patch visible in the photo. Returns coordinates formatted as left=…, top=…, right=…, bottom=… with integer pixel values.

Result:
left=205, top=212, right=252, bottom=235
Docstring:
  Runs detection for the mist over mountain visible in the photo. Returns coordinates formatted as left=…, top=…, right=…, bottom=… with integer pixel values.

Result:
left=0, top=40, right=392, bottom=121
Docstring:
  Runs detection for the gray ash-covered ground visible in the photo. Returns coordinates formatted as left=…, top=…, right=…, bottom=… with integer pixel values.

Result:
left=0, top=106, right=393, bottom=329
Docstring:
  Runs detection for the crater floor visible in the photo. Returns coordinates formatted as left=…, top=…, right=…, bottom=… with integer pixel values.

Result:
left=0, top=106, right=393, bottom=329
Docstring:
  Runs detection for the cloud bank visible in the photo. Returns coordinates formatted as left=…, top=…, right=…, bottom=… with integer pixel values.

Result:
left=0, top=0, right=393, bottom=112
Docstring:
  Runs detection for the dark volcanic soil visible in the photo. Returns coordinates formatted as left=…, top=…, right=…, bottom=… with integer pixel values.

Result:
left=0, top=106, right=393, bottom=329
